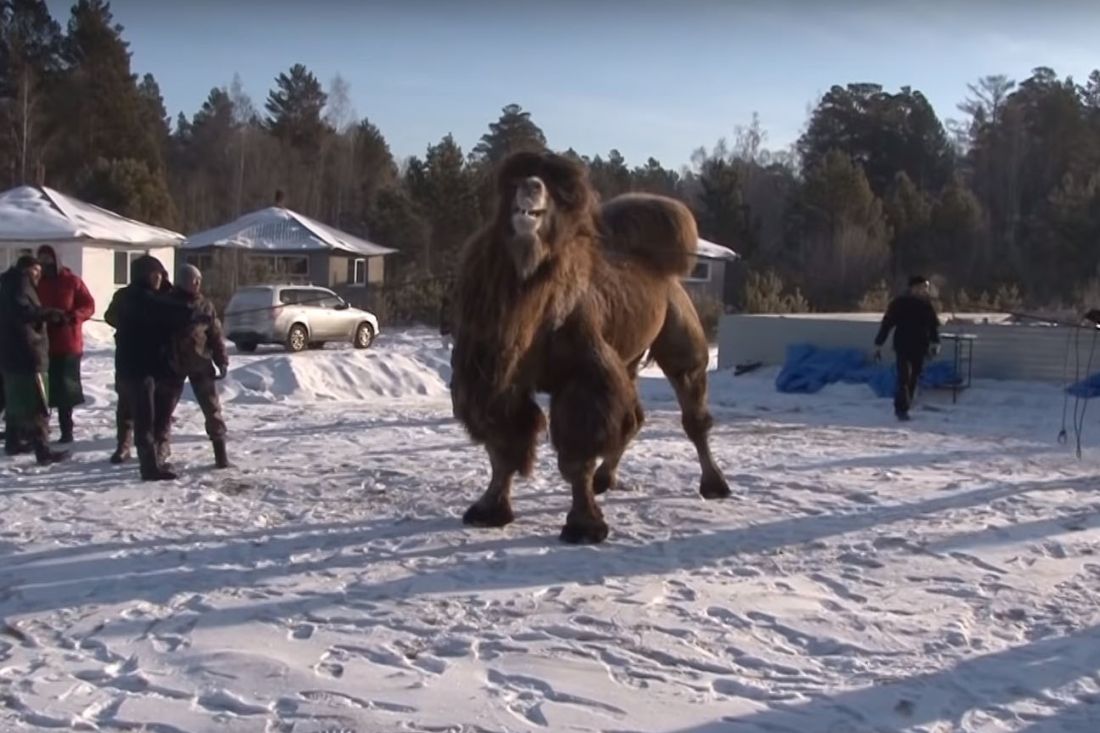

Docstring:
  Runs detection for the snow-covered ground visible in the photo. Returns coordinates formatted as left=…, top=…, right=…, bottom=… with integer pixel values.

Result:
left=2, top=327, right=1100, bottom=733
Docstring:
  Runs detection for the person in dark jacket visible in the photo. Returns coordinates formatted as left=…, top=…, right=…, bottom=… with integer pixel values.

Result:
left=108, top=261, right=174, bottom=466
left=34, top=245, right=96, bottom=443
left=104, top=255, right=203, bottom=480
left=874, top=275, right=941, bottom=421
left=159, top=264, right=231, bottom=469
left=0, top=256, right=68, bottom=464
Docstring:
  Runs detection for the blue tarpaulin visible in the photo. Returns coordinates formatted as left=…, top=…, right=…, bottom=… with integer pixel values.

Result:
left=1066, top=372, right=1100, bottom=399
left=775, top=343, right=959, bottom=397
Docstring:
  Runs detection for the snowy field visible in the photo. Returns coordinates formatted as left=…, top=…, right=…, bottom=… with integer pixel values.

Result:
left=2, top=327, right=1100, bottom=733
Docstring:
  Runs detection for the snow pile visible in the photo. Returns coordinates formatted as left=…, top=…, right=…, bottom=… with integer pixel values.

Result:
left=82, top=320, right=116, bottom=351
left=224, top=331, right=452, bottom=403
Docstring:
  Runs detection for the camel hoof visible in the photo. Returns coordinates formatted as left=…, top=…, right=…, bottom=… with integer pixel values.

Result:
left=463, top=501, right=515, bottom=528
left=700, top=474, right=732, bottom=500
left=560, top=516, right=609, bottom=544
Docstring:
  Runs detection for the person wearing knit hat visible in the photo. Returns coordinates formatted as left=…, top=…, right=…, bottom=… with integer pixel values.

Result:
left=156, top=263, right=231, bottom=470
left=873, top=275, right=941, bottom=421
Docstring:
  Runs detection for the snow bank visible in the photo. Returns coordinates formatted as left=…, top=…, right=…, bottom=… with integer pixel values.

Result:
left=224, top=330, right=452, bottom=403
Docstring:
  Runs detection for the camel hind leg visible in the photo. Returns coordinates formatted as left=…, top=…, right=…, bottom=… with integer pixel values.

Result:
left=649, top=286, right=731, bottom=499
left=593, top=354, right=646, bottom=495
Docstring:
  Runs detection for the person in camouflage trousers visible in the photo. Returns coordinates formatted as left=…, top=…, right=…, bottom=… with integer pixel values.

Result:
left=159, top=264, right=230, bottom=469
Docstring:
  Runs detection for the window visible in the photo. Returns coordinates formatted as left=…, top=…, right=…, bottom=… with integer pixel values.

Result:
left=685, top=260, right=711, bottom=282
left=279, top=255, right=309, bottom=277
left=350, top=258, right=367, bottom=286
left=246, top=254, right=310, bottom=282
left=279, top=288, right=310, bottom=305
left=114, top=250, right=149, bottom=286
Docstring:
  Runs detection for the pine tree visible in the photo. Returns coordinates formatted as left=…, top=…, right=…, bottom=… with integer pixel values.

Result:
left=694, top=156, right=751, bottom=256
left=588, top=150, right=631, bottom=199
left=0, top=0, right=64, bottom=185
left=792, top=150, right=892, bottom=308
left=265, top=64, right=328, bottom=153
left=799, top=83, right=954, bottom=196
left=351, top=117, right=397, bottom=208
left=471, top=103, right=547, bottom=166
left=883, top=172, right=933, bottom=279
left=264, top=63, right=329, bottom=214
left=407, top=134, right=480, bottom=274
left=48, top=0, right=172, bottom=222
left=630, top=157, right=680, bottom=197
left=78, top=157, right=177, bottom=228
left=930, top=177, right=987, bottom=291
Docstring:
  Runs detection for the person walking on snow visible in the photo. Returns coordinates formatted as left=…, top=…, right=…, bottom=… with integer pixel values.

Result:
left=104, top=255, right=205, bottom=481
left=874, top=275, right=941, bottom=421
left=108, top=260, right=174, bottom=466
left=0, top=256, right=68, bottom=464
left=160, top=264, right=231, bottom=470
left=34, top=245, right=95, bottom=444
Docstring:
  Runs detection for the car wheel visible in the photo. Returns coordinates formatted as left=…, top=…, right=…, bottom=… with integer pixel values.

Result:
left=354, top=322, right=375, bottom=349
left=287, top=324, right=309, bottom=353
left=235, top=340, right=258, bottom=354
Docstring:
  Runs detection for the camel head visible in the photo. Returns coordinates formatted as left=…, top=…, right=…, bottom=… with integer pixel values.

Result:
left=496, top=151, right=595, bottom=282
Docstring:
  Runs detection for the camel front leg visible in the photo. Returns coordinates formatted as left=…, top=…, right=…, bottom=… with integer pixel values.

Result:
left=462, top=393, right=545, bottom=528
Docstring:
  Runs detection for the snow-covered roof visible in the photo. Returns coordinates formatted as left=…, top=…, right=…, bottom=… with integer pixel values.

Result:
left=182, top=206, right=396, bottom=257
left=0, top=185, right=184, bottom=245
left=697, top=238, right=739, bottom=261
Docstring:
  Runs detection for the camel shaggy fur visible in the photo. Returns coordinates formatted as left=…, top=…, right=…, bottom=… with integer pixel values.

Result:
left=450, top=151, right=730, bottom=544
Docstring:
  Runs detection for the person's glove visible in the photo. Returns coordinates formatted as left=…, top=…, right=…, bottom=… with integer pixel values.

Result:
left=929, top=342, right=942, bottom=358
left=44, top=308, right=66, bottom=325
left=873, top=347, right=882, bottom=363
left=215, top=363, right=229, bottom=380
left=65, top=311, right=77, bottom=325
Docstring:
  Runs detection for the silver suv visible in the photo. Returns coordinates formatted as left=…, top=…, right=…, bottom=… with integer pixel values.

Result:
left=224, top=284, right=380, bottom=353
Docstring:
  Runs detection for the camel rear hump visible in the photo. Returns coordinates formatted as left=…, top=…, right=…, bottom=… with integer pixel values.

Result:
left=599, top=193, right=697, bottom=278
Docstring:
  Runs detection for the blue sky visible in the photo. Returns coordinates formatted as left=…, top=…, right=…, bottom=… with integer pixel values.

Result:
left=44, top=0, right=1100, bottom=169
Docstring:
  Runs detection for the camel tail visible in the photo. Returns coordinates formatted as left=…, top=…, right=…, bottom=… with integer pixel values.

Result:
left=599, top=193, right=698, bottom=277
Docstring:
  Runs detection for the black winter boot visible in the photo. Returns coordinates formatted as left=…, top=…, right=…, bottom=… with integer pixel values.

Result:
left=109, top=446, right=131, bottom=464
left=35, top=443, right=67, bottom=465
left=212, top=439, right=230, bottom=469
left=138, top=446, right=176, bottom=481
left=58, top=407, right=74, bottom=444
left=4, top=424, right=32, bottom=456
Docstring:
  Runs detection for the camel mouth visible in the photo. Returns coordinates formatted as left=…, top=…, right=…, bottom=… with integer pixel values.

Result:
left=512, top=206, right=547, bottom=219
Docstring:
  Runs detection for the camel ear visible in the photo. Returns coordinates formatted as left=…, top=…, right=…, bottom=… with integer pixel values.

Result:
left=538, top=154, right=592, bottom=212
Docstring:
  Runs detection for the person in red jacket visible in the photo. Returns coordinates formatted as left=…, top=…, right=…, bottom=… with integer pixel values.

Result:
left=34, top=245, right=95, bottom=443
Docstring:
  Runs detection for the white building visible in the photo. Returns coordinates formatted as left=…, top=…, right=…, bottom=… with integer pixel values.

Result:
left=0, top=186, right=183, bottom=315
left=683, top=237, right=740, bottom=306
